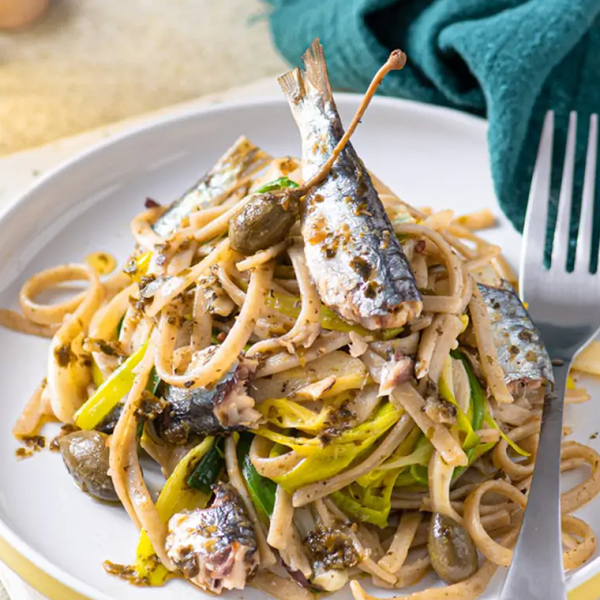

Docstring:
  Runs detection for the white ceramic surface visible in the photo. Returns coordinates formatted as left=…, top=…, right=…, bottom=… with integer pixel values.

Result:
left=0, top=96, right=598, bottom=600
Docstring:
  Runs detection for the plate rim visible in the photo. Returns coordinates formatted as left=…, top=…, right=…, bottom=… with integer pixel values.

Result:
left=0, top=93, right=597, bottom=600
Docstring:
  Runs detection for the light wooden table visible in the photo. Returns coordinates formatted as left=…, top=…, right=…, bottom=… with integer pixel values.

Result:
left=0, top=0, right=285, bottom=155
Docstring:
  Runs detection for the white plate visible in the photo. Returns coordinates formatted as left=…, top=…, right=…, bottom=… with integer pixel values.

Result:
left=0, top=95, right=598, bottom=600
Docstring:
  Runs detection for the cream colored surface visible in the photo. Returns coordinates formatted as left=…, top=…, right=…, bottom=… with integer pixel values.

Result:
left=0, top=0, right=286, bottom=155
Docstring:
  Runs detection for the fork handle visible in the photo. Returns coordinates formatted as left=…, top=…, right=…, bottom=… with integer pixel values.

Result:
left=498, top=362, right=569, bottom=600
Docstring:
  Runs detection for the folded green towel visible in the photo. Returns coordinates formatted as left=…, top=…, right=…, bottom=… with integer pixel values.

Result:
left=265, top=0, right=600, bottom=237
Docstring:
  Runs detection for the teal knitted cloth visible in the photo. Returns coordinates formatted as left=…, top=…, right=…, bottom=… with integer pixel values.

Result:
left=265, top=0, right=600, bottom=236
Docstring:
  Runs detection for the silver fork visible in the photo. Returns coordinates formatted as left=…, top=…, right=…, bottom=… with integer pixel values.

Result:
left=499, top=111, right=600, bottom=600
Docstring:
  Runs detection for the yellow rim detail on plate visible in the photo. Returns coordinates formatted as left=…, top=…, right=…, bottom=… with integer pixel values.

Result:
left=571, top=571, right=600, bottom=600
left=0, top=529, right=598, bottom=600
left=0, top=533, right=91, bottom=600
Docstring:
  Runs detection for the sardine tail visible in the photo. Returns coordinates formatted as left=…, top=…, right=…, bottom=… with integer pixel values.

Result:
left=278, top=68, right=306, bottom=104
left=302, top=38, right=333, bottom=99
left=278, top=38, right=333, bottom=105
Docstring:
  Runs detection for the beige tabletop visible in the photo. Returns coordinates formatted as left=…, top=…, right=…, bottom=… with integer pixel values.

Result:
left=0, top=0, right=286, bottom=155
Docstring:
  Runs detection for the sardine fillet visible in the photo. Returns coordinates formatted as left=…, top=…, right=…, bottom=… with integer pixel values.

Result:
left=478, top=281, right=553, bottom=390
left=153, top=136, right=272, bottom=237
left=278, top=40, right=422, bottom=330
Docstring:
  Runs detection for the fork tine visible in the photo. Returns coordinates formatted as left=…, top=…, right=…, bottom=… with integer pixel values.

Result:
left=521, top=111, right=554, bottom=273
left=551, top=112, right=578, bottom=269
left=575, top=114, right=598, bottom=272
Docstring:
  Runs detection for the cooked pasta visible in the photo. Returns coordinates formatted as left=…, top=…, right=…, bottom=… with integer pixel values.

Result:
left=6, top=37, right=600, bottom=600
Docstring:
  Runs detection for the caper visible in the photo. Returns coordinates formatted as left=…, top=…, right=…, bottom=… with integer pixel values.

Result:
left=59, top=430, right=119, bottom=502
left=427, top=512, right=478, bottom=583
left=229, top=192, right=298, bottom=255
